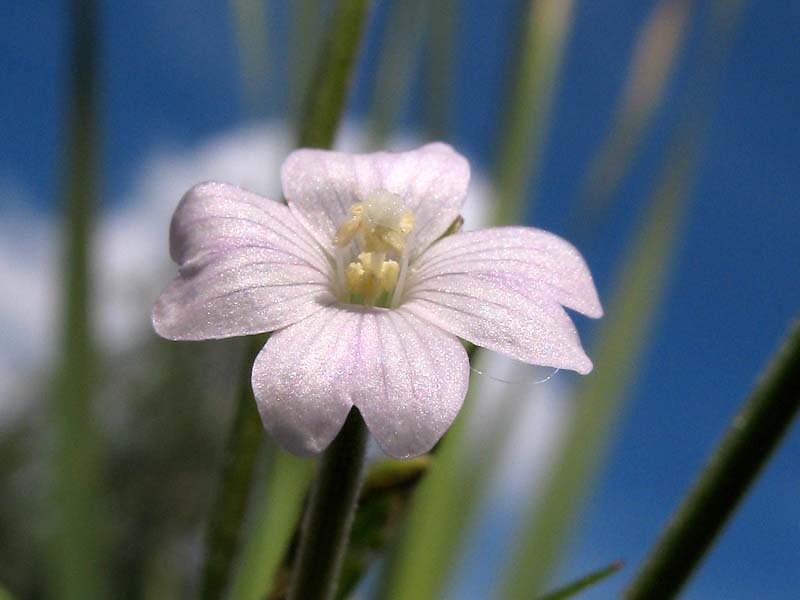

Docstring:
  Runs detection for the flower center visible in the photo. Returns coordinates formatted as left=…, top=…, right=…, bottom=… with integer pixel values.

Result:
left=333, top=190, right=415, bottom=307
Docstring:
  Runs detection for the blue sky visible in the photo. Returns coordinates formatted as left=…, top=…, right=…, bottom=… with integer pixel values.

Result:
left=2, top=1, right=799, bottom=598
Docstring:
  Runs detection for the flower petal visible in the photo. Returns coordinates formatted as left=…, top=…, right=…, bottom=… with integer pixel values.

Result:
left=152, top=182, right=334, bottom=340
left=252, top=306, right=469, bottom=458
left=404, top=272, right=595, bottom=375
left=352, top=308, right=469, bottom=459
left=281, top=143, right=470, bottom=257
left=410, top=227, right=603, bottom=318
left=252, top=308, right=356, bottom=455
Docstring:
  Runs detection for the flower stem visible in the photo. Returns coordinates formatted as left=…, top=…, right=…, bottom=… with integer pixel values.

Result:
left=287, top=408, right=370, bottom=600
left=51, top=1, right=108, bottom=598
left=622, top=319, right=800, bottom=600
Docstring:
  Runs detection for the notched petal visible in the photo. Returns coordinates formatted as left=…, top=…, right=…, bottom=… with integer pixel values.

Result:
left=252, top=308, right=355, bottom=455
left=152, top=181, right=333, bottom=340
left=352, top=308, right=470, bottom=458
left=250, top=306, right=469, bottom=458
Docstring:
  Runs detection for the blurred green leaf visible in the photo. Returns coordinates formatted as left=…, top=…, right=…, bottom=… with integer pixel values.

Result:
left=0, top=583, right=15, bottom=600
left=50, top=0, right=108, bottom=598
left=536, top=561, right=623, bottom=600
left=297, top=0, right=373, bottom=148
left=226, top=446, right=314, bottom=600
left=493, top=0, right=575, bottom=224
left=421, top=0, right=457, bottom=138
left=200, top=338, right=267, bottom=600
left=358, top=456, right=431, bottom=498
left=289, top=0, right=324, bottom=123
left=578, top=0, right=692, bottom=222
left=229, top=0, right=271, bottom=115
left=372, top=394, right=476, bottom=600
left=367, top=0, right=427, bottom=147
left=106, top=338, right=232, bottom=599
left=141, top=543, right=181, bottom=600
left=623, top=320, right=800, bottom=600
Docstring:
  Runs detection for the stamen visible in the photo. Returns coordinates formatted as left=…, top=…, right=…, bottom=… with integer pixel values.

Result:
left=391, top=246, right=409, bottom=308
left=332, top=189, right=416, bottom=307
left=335, top=246, right=347, bottom=300
left=333, top=202, right=364, bottom=247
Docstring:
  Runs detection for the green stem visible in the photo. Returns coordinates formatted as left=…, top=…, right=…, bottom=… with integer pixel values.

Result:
left=297, top=0, right=372, bottom=148
left=623, top=319, right=800, bottom=600
left=287, top=409, right=370, bottom=600
left=200, top=337, right=266, bottom=600
left=421, top=0, right=456, bottom=138
left=51, top=0, right=107, bottom=598
left=289, top=0, right=323, bottom=123
left=492, top=0, right=574, bottom=224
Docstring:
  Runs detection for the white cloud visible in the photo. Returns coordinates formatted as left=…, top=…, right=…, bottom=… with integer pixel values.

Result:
left=0, top=190, right=58, bottom=411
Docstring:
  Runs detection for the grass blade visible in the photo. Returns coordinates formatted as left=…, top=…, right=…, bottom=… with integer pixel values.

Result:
left=49, top=1, right=108, bottom=598
left=366, top=0, right=427, bottom=147
left=372, top=7, right=577, bottom=589
left=578, top=0, right=692, bottom=221
left=200, top=338, right=266, bottom=600
left=229, top=0, right=271, bottom=115
left=622, top=320, right=800, bottom=600
left=421, top=0, right=457, bottom=138
left=289, top=0, right=324, bottom=123
left=536, top=561, right=623, bottom=600
left=493, top=0, right=575, bottom=224
left=297, top=0, right=373, bottom=148
left=226, top=446, right=314, bottom=600
left=371, top=3, right=577, bottom=595
left=372, top=401, right=474, bottom=600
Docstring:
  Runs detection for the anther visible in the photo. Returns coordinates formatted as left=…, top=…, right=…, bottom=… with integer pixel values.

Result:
left=332, top=189, right=416, bottom=307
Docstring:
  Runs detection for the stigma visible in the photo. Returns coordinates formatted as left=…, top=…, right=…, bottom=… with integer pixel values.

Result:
left=333, top=190, right=415, bottom=306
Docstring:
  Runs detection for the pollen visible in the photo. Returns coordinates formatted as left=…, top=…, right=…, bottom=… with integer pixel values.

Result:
left=333, top=189, right=415, bottom=306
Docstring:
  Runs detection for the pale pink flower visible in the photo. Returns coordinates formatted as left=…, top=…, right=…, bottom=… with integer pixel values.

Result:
left=152, top=143, right=602, bottom=459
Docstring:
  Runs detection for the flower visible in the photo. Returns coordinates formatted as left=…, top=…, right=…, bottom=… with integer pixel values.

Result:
left=152, top=143, right=602, bottom=459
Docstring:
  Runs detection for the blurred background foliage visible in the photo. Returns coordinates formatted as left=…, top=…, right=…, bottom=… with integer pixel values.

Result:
left=0, top=0, right=798, bottom=599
